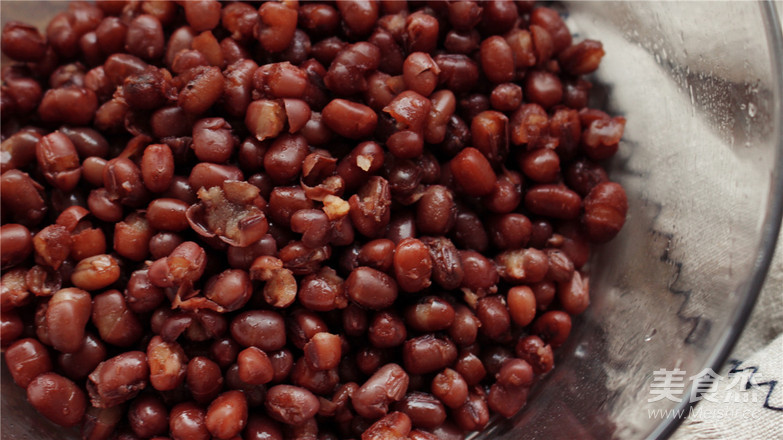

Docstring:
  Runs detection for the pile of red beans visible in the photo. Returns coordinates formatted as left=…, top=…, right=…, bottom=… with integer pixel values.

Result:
left=0, top=1, right=629, bottom=439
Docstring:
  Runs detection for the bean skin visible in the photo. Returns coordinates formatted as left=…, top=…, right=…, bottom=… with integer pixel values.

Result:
left=27, top=372, right=87, bottom=427
left=402, top=335, right=457, bottom=375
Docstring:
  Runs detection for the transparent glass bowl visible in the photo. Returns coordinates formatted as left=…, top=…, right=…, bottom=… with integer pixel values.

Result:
left=2, top=2, right=782, bottom=440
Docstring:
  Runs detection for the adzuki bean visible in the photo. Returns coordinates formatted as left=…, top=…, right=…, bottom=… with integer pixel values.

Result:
left=1, top=2, right=629, bottom=438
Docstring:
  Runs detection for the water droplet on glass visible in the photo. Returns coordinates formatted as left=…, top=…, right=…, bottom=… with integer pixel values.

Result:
left=748, top=102, right=757, bottom=117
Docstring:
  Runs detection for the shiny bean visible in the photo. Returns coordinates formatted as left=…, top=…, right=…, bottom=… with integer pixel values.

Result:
left=129, top=394, right=169, bottom=438
left=206, top=390, right=248, bottom=439
left=450, top=147, right=495, bottom=196
left=87, top=351, right=149, bottom=408
left=583, top=181, right=628, bottom=243
left=147, top=335, right=187, bottom=391
left=27, top=372, right=87, bottom=427
left=352, top=363, right=409, bottom=419
left=265, top=385, right=320, bottom=424
left=46, top=287, right=92, bottom=353
left=5, top=338, right=53, bottom=388
left=230, top=310, right=286, bottom=351
left=322, top=99, right=378, bottom=139
left=403, top=335, right=457, bottom=375
left=170, top=402, right=210, bottom=440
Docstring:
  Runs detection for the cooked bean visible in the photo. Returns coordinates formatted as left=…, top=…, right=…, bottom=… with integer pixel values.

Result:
left=46, top=287, right=92, bottom=353
left=230, top=310, right=286, bottom=351
left=346, top=266, right=398, bottom=310
left=126, top=15, right=165, bottom=60
left=5, top=338, right=53, bottom=388
left=322, top=99, right=378, bottom=139
left=237, top=347, right=274, bottom=385
left=524, top=184, right=582, bottom=219
left=257, top=2, right=298, bottom=53
left=38, top=87, right=98, bottom=126
left=403, top=335, right=457, bottom=375
left=1, top=224, right=33, bottom=269
left=87, top=351, right=149, bottom=408
left=450, top=147, right=496, bottom=196
left=2, top=21, right=47, bottom=61
left=431, top=368, right=468, bottom=409
left=27, top=372, right=87, bottom=427
left=583, top=181, right=628, bottom=243
left=57, top=332, right=107, bottom=381
left=35, top=131, right=81, bottom=191
left=265, top=385, right=320, bottom=424
left=352, top=363, right=409, bottom=419
left=129, top=394, right=168, bottom=438
left=204, top=390, right=248, bottom=439
left=92, top=290, right=143, bottom=347
left=363, top=411, right=412, bottom=440
left=394, top=392, right=446, bottom=430
left=71, top=254, right=120, bottom=291
left=147, top=335, right=187, bottom=391
left=515, top=335, right=554, bottom=374
left=453, top=391, right=489, bottom=432
left=170, top=402, right=210, bottom=440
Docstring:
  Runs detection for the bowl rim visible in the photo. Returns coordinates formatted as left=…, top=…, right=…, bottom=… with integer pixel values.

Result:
left=650, top=1, right=783, bottom=439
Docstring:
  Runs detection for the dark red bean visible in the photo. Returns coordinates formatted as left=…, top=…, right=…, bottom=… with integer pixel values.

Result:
left=184, top=0, right=222, bottom=32
left=245, top=414, right=284, bottom=440
left=187, top=356, right=224, bottom=404
left=403, top=335, right=457, bottom=375
left=394, top=392, right=446, bottom=430
left=2, top=21, right=47, bottom=61
left=507, top=285, right=537, bottom=326
left=352, top=363, right=409, bottom=419
left=92, top=289, right=143, bottom=347
left=178, top=66, right=224, bottom=115
left=265, top=385, right=320, bottom=424
left=46, top=287, right=92, bottom=353
left=460, top=250, right=499, bottom=293
left=450, top=147, right=496, bottom=196
left=1, top=224, right=33, bottom=269
left=304, top=332, right=342, bottom=371
left=71, top=253, right=120, bottom=291
left=524, top=184, right=582, bottom=219
left=0, top=311, right=23, bottom=347
left=582, top=181, right=627, bottom=243
left=448, top=305, right=479, bottom=347
left=480, top=36, right=514, bottom=83
left=338, top=0, right=379, bottom=37
left=346, top=266, right=398, bottom=310
left=205, top=390, right=248, bottom=439
left=404, top=11, right=439, bottom=54
left=257, top=2, right=298, bottom=53
left=57, top=332, right=107, bottom=381
left=87, top=351, right=149, bottom=408
left=515, top=335, right=554, bottom=374
left=230, top=310, right=286, bottom=351
left=237, top=347, right=274, bottom=385
left=129, top=394, right=169, bottom=438
left=5, top=338, right=53, bottom=388
left=170, top=402, right=210, bottom=440
left=322, top=99, right=378, bottom=139
left=0, top=170, right=47, bottom=226
left=82, top=405, right=123, bottom=440
left=453, top=391, right=489, bottom=432
left=147, top=335, right=186, bottom=391
left=126, top=14, right=164, bottom=60
left=191, top=117, right=235, bottom=163
left=432, top=368, right=468, bottom=409
left=476, top=296, right=511, bottom=341
left=496, top=248, right=549, bottom=284
left=27, top=372, right=87, bottom=427
left=35, top=131, right=82, bottom=192
left=525, top=70, right=563, bottom=109
left=369, top=311, right=407, bottom=348
left=38, top=87, right=99, bottom=126
left=264, top=134, right=309, bottom=184
left=393, top=238, right=432, bottom=293
left=531, top=7, right=572, bottom=53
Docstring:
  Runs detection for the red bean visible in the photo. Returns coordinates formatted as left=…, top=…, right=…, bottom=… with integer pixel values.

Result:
left=460, top=250, right=499, bottom=293
left=393, top=238, right=432, bottom=293
left=403, top=335, right=457, bottom=375
left=531, top=7, right=572, bottom=53
left=476, top=296, right=511, bottom=341
left=57, top=332, right=107, bottom=381
left=2, top=21, right=47, bottom=61
left=363, top=411, right=412, bottom=440
left=170, top=402, right=210, bottom=440
left=322, top=99, right=378, bottom=139
left=87, top=351, right=149, bottom=408
left=480, top=36, right=515, bottom=83
left=515, top=335, right=554, bottom=374
left=35, top=131, right=82, bottom=191
left=5, top=338, right=53, bottom=388
left=205, top=390, right=248, bottom=439
left=230, top=310, right=286, bottom=351
left=265, top=385, right=320, bottom=424
left=453, top=391, right=489, bottom=432
left=45, top=287, right=92, bottom=353
left=27, top=372, right=87, bottom=427
left=338, top=0, right=379, bottom=37
left=583, top=181, right=628, bottom=243
left=186, top=356, right=224, bottom=404
left=524, top=184, right=582, bottom=219
left=71, top=254, right=120, bottom=291
left=184, top=0, right=222, bottom=32
left=91, top=289, right=143, bottom=347
left=345, top=266, right=398, bottom=310
left=352, top=363, right=409, bottom=419
left=432, top=368, right=468, bottom=409
left=404, top=11, right=439, bottom=54
left=147, top=335, right=187, bottom=391
left=38, top=87, right=98, bottom=126
left=257, top=2, right=298, bottom=53
left=1, top=224, right=32, bottom=269
left=449, top=147, right=496, bottom=197
left=237, top=347, right=274, bottom=385
left=525, top=70, right=563, bottom=109
left=178, top=66, right=224, bottom=115
left=129, top=394, right=168, bottom=438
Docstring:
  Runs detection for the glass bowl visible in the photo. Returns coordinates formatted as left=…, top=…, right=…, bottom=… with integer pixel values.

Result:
left=2, top=2, right=782, bottom=440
